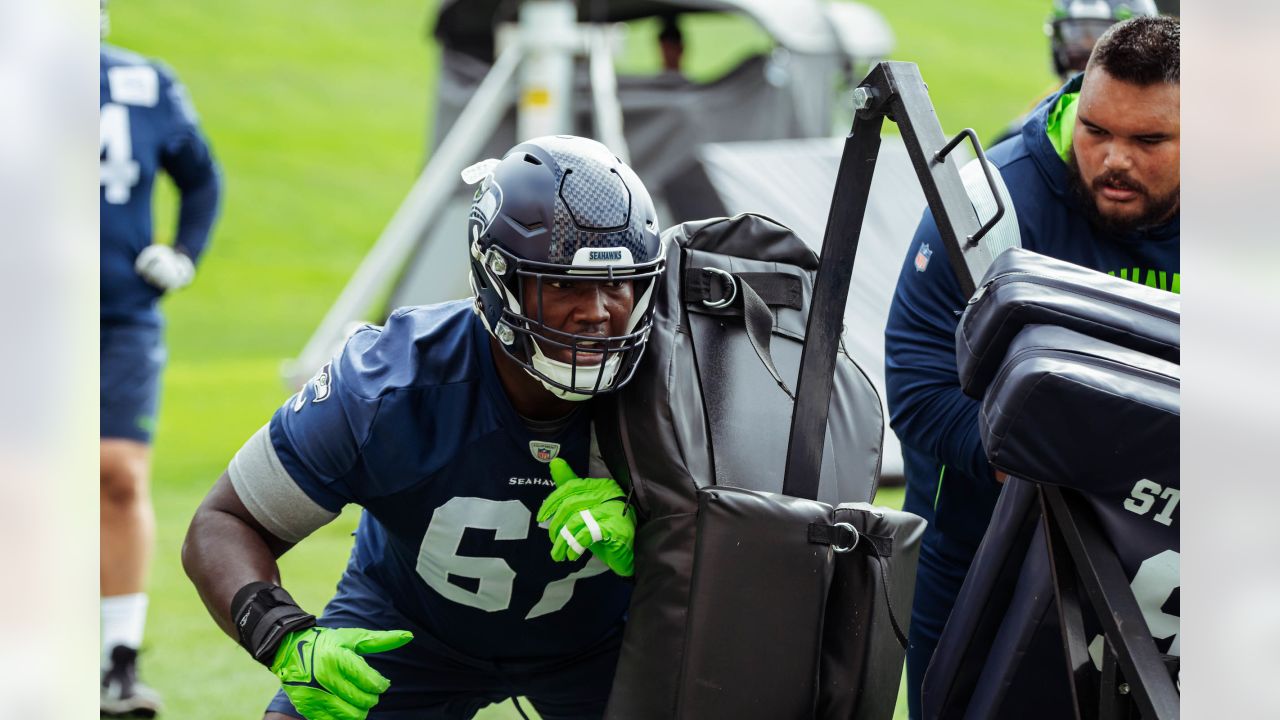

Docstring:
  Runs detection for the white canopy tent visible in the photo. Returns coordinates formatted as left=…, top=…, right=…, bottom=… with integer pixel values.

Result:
left=287, top=0, right=915, bottom=478
left=287, top=0, right=895, bottom=391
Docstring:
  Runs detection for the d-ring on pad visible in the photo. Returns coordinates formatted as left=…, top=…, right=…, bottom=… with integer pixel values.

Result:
left=700, top=267, right=737, bottom=309
left=832, top=522, right=860, bottom=553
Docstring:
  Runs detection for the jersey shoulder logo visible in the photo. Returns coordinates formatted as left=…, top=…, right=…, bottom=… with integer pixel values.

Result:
left=529, top=440, right=560, bottom=463
left=107, top=65, right=159, bottom=107
left=312, top=362, right=332, bottom=403
left=292, top=362, right=332, bottom=412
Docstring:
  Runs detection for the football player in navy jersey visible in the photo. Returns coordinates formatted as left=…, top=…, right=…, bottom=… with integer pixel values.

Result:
left=183, top=136, right=666, bottom=720
left=99, top=1, right=221, bottom=714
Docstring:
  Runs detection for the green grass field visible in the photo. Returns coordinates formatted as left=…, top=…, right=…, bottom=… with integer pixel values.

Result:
left=107, top=1, right=1054, bottom=717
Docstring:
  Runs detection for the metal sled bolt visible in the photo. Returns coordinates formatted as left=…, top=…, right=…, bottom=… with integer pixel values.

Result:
left=851, top=86, right=874, bottom=111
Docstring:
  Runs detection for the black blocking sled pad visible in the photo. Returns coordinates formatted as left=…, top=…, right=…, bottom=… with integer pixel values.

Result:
left=927, top=251, right=1180, bottom=718
left=681, top=489, right=925, bottom=720
left=924, top=327, right=1181, bottom=717
left=978, top=324, right=1179, bottom=487
left=956, top=247, right=1180, bottom=400
left=955, top=248, right=1180, bottom=486
left=594, top=214, right=922, bottom=720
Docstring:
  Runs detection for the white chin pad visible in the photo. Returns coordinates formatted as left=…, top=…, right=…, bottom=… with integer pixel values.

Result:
left=529, top=341, right=622, bottom=401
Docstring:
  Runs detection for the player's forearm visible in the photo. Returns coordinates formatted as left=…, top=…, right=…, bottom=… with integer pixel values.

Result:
left=889, top=380, right=995, bottom=486
left=885, top=324, right=996, bottom=486
left=171, top=164, right=221, bottom=263
left=182, top=498, right=288, bottom=638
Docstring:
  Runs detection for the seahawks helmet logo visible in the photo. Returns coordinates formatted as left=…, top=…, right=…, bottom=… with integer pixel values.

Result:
left=468, top=181, right=503, bottom=242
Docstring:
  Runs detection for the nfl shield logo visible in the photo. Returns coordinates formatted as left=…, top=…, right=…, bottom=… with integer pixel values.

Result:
left=529, top=441, right=560, bottom=463
left=914, top=243, right=933, bottom=272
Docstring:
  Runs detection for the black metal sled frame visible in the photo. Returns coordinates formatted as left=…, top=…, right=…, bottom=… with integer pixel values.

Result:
left=1040, top=485, right=1180, bottom=720
left=782, top=61, right=1178, bottom=718
left=785, top=59, right=1002, bottom=498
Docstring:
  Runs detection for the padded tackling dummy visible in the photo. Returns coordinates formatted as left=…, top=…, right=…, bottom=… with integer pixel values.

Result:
left=672, top=487, right=925, bottom=720
left=979, top=324, right=1179, bottom=488
left=818, top=502, right=927, bottom=719
left=594, top=214, right=903, bottom=719
left=956, top=247, right=1180, bottom=399
left=925, top=326, right=1179, bottom=719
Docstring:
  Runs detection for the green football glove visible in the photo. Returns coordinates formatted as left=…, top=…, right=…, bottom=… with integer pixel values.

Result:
left=271, top=626, right=413, bottom=720
left=537, top=458, right=636, bottom=577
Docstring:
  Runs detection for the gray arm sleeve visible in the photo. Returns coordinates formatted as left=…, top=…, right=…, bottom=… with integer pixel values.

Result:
left=227, top=424, right=340, bottom=543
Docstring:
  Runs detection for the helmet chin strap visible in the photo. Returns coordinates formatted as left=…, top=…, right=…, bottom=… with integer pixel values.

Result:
left=528, top=341, right=622, bottom=402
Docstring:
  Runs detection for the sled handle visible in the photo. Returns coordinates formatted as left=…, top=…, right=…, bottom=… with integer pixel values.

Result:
left=933, top=128, right=1005, bottom=249
left=783, top=61, right=993, bottom=500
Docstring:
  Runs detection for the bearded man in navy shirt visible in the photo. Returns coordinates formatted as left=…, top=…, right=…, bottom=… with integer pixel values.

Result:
left=184, top=136, right=665, bottom=720
left=884, top=16, right=1180, bottom=718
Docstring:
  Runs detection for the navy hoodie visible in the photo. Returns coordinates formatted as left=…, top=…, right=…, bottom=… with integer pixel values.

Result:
left=884, top=74, right=1180, bottom=554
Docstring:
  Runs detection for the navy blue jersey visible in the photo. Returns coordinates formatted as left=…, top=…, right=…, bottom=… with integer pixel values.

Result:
left=265, top=301, right=631, bottom=660
left=100, top=45, right=220, bottom=326
left=885, top=74, right=1180, bottom=553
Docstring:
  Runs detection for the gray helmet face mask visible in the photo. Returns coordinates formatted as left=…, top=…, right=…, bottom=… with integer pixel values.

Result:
left=1047, top=0, right=1158, bottom=77
left=464, top=135, right=666, bottom=401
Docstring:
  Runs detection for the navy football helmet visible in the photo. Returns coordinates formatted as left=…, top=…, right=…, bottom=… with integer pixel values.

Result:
left=465, top=135, right=666, bottom=400
left=1048, top=0, right=1157, bottom=77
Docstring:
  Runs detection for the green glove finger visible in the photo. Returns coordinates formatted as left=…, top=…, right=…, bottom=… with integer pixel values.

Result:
left=548, top=494, right=624, bottom=532
left=553, top=505, right=604, bottom=547
left=592, top=534, right=636, bottom=577
left=538, top=471, right=591, bottom=523
left=553, top=504, right=636, bottom=563
left=549, top=457, right=579, bottom=486
left=551, top=523, right=634, bottom=575
left=286, top=687, right=366, bottom=720
left=581, top=504, right=635, bottom=576
left=330, top=649, right=392, bottom=697
left=339, top=628, right=414, bottom=657
left=330, top=628, right=410, bottom=695
left=539, top=475, right=624, bottom=528
left=315, top=651, right=382, bottom=709
left=540, top=485, right=593, bottom=524
left=550, top=521, right=589, bottom=562
left=537, top=460, right=583, bottom=522
left=543, top=478, right=625, bottom=529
